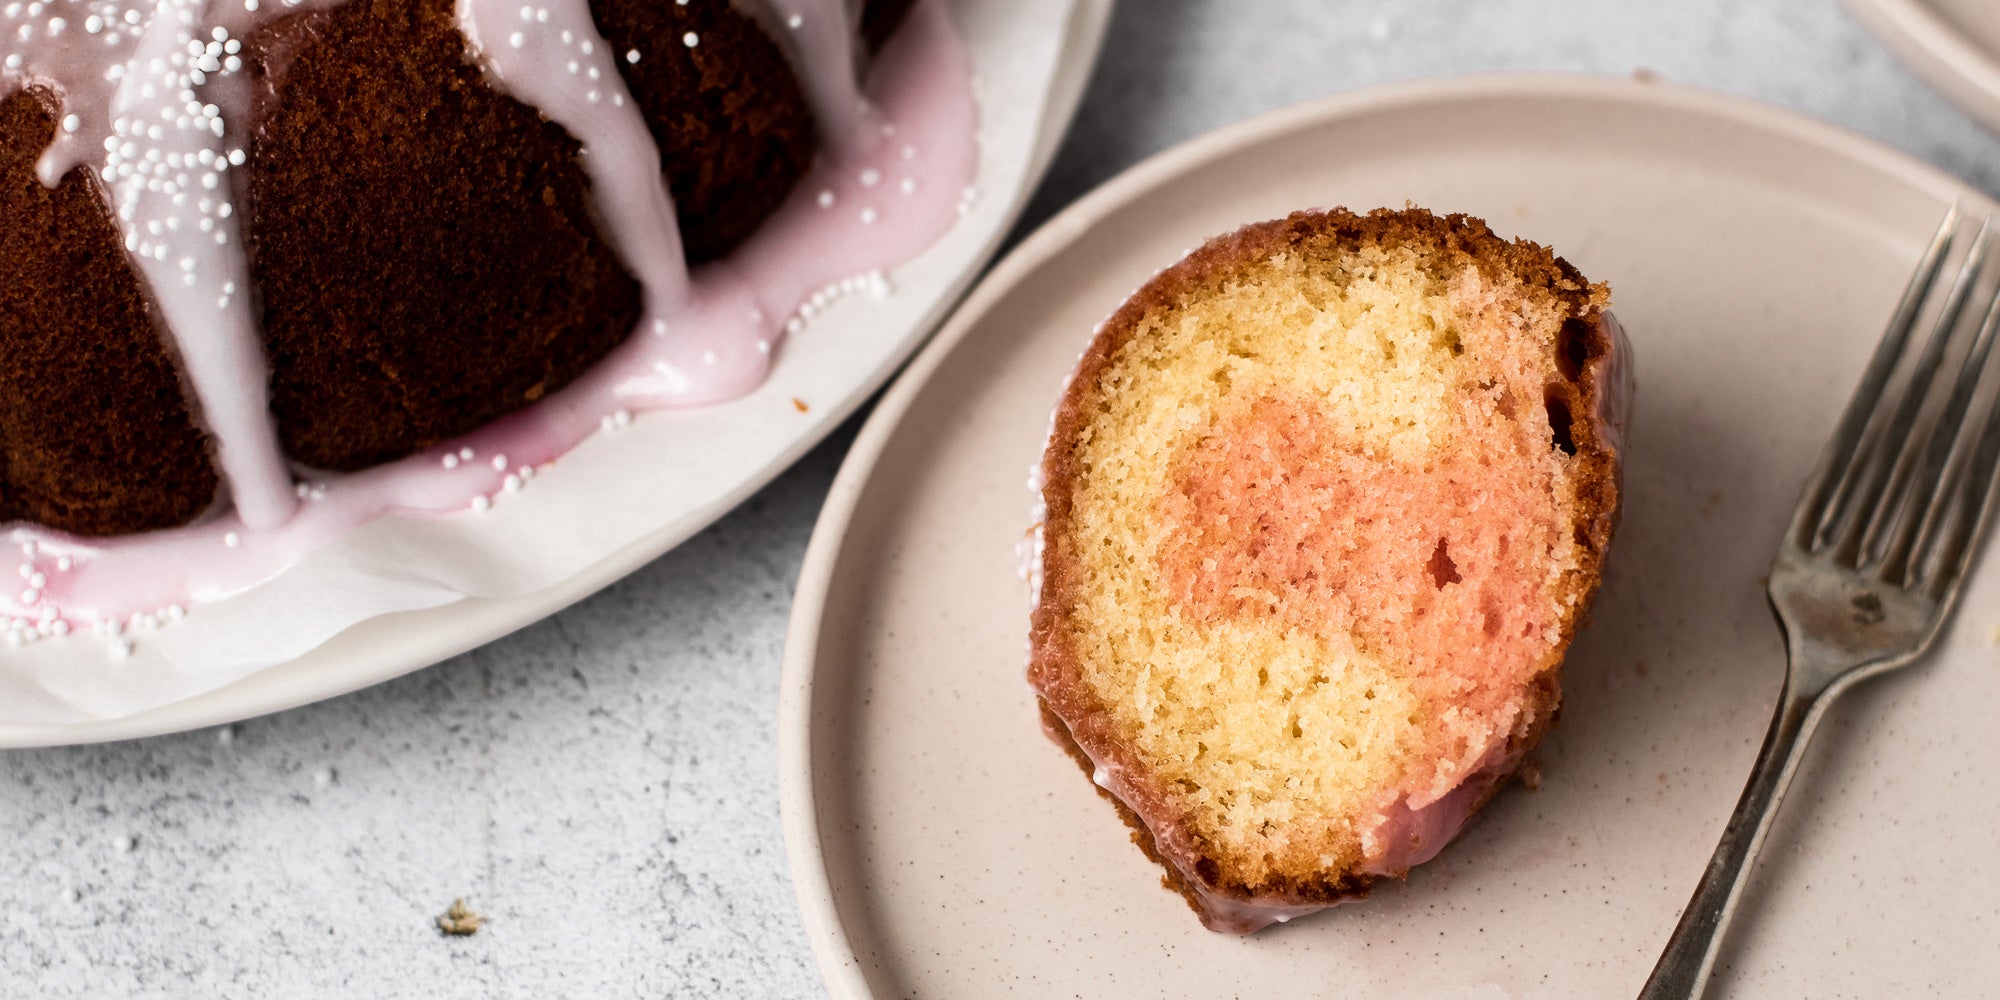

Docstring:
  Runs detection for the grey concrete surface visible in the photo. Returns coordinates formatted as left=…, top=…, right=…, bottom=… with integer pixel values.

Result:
left=5, top=2, right=1999, bottom=997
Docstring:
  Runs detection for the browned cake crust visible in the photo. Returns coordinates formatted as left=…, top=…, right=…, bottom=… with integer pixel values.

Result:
left=1038, top=687, right=1563, bottom=924
left=593, top=0, right=817, bottom=264
left=0, top=87, right=221, bottom=536
left=1028, top=208, right=1625, bottom=927
left=242, top=0, right=644, bottom=470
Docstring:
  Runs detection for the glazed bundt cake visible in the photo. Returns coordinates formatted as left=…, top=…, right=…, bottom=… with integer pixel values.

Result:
left=1028, top=208, right=1630, bottom=933
left=0, top=0, right=918, bottom=537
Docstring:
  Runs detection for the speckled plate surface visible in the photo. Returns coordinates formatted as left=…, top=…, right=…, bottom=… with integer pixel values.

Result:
left=780, top=75, right=2000, bottom=997
left=1849, top=0, right=2000, bottom=136
left=0, top=0, right=1113, bottom=747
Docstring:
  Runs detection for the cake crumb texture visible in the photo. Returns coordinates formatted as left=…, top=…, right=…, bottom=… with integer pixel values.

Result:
left=590, top=0, right=815, bottom=263
left=243, top=0, right=643, bottom=470
left=0, top=87, right=220, bottom=536
left=1031, top=207, right=1621, bottom=924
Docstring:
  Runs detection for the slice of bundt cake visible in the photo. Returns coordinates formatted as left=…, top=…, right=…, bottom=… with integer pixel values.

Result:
left=1028, top=208, right=1629, bottom=933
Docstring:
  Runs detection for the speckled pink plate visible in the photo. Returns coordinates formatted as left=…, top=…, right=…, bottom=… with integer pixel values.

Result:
left=779, top=75, right=2000, bottom=998
left=1849, top=0, right=2000, bottom=136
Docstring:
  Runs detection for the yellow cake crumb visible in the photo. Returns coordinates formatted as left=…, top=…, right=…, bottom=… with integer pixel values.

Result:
left=436, top=898, right=486, bottom=936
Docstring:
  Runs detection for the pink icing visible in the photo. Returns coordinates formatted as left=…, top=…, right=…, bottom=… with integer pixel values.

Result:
left=0, top=0, right=974, bottom=637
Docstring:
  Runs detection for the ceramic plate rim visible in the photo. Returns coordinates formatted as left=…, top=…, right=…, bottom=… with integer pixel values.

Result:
left=0, top=0, right=1114, bottom=749
left=776, top=72, right=1988, bottom=998
left=1847, top=0, right=2000, bottom=135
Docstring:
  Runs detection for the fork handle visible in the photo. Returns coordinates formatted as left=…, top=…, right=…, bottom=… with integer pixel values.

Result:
left=1636, top=679, right=1836, bottom=1000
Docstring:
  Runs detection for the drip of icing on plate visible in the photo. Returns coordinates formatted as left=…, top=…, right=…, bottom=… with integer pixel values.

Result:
left=0, top=0, right=976, bottom=645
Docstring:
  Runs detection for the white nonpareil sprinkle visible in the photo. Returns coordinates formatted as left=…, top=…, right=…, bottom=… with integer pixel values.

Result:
left=681, top=31, right=696, bottom=47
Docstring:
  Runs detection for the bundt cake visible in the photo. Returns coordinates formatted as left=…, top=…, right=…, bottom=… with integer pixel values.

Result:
left=1027, top=208, right=1630, bottom=933
left=0, top=0, right=925, bottom=539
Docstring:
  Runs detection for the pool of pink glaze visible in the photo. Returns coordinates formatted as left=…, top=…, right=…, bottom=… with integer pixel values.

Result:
left=0, top=0, right=975, bottom=629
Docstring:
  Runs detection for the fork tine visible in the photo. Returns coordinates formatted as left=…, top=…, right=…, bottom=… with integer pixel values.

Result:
left=1883, top=282, right=2000, bottom=582
left=1794, top=207, right=1962, bottom=549
left=1916, top=336, right=2000, bottom=601
left=1822, top=217, right=1991, bottom=563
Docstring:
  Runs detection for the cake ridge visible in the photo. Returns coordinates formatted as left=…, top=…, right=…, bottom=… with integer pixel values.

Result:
left=4, top=0, right=301, bottom=530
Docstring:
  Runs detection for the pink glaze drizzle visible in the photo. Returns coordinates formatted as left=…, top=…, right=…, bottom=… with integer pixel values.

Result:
left=0, top=0, right=974, bottom=638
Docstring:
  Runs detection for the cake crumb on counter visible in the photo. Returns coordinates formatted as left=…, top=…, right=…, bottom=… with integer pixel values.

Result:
left=436, top=898, right=486, bottom=937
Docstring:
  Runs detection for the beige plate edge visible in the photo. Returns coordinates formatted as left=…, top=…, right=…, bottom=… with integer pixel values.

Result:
left=1847, top=0, right=2000, bottom=135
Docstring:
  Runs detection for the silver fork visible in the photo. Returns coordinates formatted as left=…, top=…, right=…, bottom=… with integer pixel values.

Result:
left=1638, top=207, right=2000, bottom=999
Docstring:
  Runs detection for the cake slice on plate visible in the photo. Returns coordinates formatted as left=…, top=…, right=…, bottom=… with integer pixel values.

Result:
left=1028, top=207, right=1629, bottom=933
